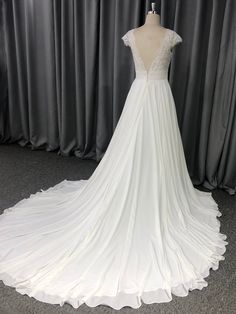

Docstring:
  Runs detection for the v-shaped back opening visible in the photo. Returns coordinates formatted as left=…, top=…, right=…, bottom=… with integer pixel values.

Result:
left=131, top=28, right=169, bottom=74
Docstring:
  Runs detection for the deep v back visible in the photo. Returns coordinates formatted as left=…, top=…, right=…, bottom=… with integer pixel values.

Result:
left=131, top=29, right=169, bottom=74
left=122, top=27, right=182, bottom=80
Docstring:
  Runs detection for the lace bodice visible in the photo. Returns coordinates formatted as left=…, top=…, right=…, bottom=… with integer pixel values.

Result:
left=121, top=28, right=182, bottom=80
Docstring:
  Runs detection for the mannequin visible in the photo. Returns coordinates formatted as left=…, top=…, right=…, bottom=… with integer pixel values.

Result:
left=132, top=3, right=169, bottom=73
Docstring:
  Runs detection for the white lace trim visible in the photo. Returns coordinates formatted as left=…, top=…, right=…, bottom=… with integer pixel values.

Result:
left=121, top=28, right=183, bottom=79
left=123, top=28, right=174, bottom=79
left=121, top=33, right=129, bottom=46
left=172, top=31, right=183, bottom=48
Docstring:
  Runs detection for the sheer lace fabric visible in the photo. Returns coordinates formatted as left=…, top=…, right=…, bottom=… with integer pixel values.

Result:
left=0, top=27, right=228, bottom=310
left=122, top=28, right=182, bottom=80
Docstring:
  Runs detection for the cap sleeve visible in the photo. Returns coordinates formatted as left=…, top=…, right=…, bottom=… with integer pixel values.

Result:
left=121, top=31, right=130, bottom=47
left=172, top=31, right=183, bottom=48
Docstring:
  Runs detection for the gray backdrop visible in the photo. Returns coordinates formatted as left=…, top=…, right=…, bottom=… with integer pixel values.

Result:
left=0, top=0, right=235, bottom=195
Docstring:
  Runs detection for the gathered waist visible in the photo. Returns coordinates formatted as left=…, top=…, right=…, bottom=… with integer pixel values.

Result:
left=135, top=70, right=168, bottom=81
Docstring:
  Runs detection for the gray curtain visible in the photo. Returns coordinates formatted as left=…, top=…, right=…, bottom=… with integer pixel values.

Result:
left=0, top=0, right=235, bottom=195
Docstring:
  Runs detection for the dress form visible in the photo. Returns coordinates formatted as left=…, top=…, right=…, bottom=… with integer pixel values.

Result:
left=0, top=3, right=228, bottom=309
left=133, top=9, right=169, bottom=73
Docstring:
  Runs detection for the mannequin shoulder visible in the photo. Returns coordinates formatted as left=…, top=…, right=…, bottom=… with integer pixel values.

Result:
left=121, top=29, right=133, bottom=47
left=170, top=29, right=183, bottom=47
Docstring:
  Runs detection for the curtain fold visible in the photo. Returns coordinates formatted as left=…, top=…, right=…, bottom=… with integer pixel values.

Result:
left=0, top=0, right=235, bottom=195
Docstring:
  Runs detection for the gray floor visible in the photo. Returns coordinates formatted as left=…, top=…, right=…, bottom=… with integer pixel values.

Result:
left=0, top=144, right=235, bottom=314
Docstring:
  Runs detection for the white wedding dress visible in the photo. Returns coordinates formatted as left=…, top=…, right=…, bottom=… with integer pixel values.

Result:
left=0, top=28, right=228, bottom=310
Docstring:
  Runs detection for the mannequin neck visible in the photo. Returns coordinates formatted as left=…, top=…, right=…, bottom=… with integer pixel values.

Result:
left=144, top=14, right=161, bottom=26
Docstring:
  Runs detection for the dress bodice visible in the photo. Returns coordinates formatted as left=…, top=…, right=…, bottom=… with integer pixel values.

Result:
left=121, top=28, right=182, bottom=81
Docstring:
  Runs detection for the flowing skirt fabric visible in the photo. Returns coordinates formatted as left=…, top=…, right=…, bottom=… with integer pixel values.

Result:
left=0, top=78, right=228, bottom=309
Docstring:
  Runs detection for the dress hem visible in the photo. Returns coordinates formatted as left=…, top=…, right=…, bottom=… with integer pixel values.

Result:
left=0, top=186, right=228, bottom=310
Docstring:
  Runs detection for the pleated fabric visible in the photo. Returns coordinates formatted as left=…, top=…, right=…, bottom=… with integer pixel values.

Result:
left=0, top=77, right=228, bottom=309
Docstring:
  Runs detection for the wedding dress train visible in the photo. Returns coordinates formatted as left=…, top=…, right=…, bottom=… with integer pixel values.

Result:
left=0, top=28, right=228, bottom=310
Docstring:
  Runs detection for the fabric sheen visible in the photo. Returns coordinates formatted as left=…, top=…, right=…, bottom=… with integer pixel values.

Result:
left=0, top=27, right=228, bottom=310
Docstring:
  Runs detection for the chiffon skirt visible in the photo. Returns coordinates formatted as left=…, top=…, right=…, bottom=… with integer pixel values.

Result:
left=0, top=77, right=228, bottom=309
